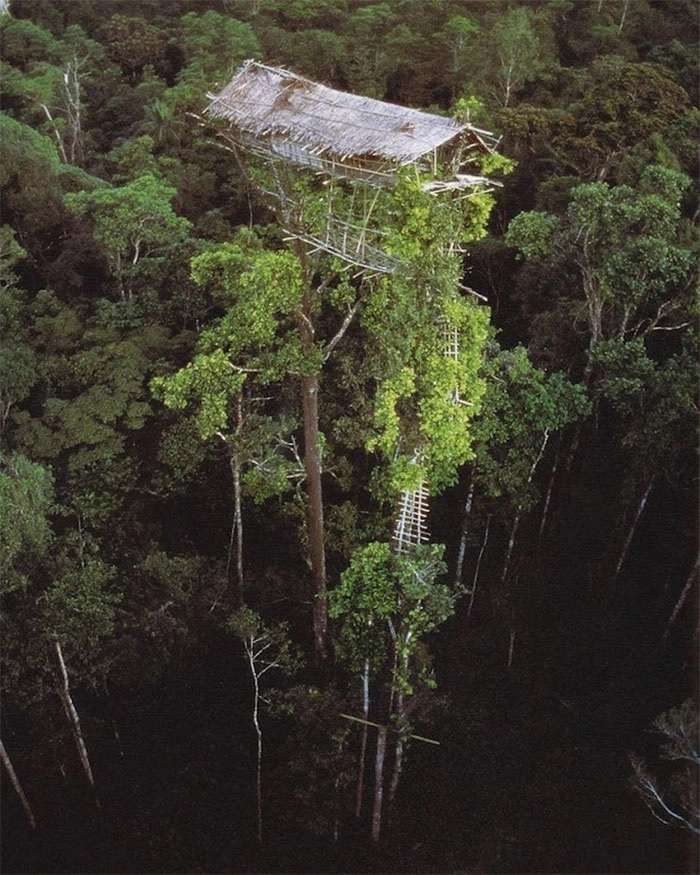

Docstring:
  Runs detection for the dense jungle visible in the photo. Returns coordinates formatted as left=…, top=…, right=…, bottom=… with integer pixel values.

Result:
left=1, top=1, right=698, bottom=873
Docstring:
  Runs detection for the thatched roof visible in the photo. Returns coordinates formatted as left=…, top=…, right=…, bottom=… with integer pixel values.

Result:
left=206, top=60, right=492, bottom=166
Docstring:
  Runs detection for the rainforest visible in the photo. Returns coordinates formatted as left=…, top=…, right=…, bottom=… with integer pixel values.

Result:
left=1, top=1, right=698, bottom=873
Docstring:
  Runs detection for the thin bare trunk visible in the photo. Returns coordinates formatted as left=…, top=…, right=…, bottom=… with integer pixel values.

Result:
left=618, top=0, right=630, bottom=33
left=507, top=628, right=516, bottom=669
left=468, top=515, right=491, bottom=617
left=387, top=735, right=404, bottom=823
left=234, top=394, right=244, bottom=594
left=39, top=103, right=68, bottom=163
left=0, top=738, right=36, bottom=830
left=333, top=735, right=344, bottom=842
left=615, top=476, right=655, bottom=579
left=564, top=362, right=594, bottom=477
left=250, top=652, right=263, bottom=844
left=501, top=510, right=521, bottom=585
left=112, top=720, right=125, bottom=758
left=63, top=56, right=84, bottom=164
left=454, top=479, right=475, bottom=588
left=661, top=561, right=699, bottom=644
left=55, top=640, right=98, bottom=800
left=355, top=660, right=370, bottom=818
left=371, top=726, right=387, bottom=842
left=502, top=430, right=550, bottom=583
left=538, top=438, right=561, bottom=540
left=301, top=369, right=327, bottom=659
left=226, top=393, right=245, bottom=603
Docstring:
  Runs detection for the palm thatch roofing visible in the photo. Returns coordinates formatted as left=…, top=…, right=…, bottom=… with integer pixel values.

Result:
left=206, top=60, right=496, bottom=168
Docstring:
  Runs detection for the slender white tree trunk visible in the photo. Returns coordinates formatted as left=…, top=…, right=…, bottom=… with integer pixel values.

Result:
left=0, top=738, right=36, bottom=829
left=615, top=476, right=655, bottom=579
left=618, top=0, right=630, bottom=33
left=371, top=725, right=388, bottom=842
left=502, top=430, right=550, bottom=583
left=661, top=561, right=698, bottom=644
left=39, top=103, right=68, bottom=163
left=454, top=479, right=475, bottom=588
left=387, top=733, right=404, bottom=823
left=507, top=628, right=516, bottom=669
left=55, top=640, right=97, bottom=799
left=227, top=449, right=244, bottom=602
left=538, top=438, right=561, bottom=540
left=112, top=719, right=125, bottom=758
left=249, top=649, right=263, bottom=844
left=468, top=515, right=491, bottom=617
left=355, top=660, right=370, bottom=818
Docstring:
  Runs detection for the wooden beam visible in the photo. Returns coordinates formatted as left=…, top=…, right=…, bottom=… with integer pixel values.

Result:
left=339, top=713, right=440, bottom=745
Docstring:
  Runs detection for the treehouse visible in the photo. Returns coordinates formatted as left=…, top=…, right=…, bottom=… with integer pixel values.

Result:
left=205, top=60, right=499, bottom=279
left=206, top=61, right=498, bottom=552
left=206, top=60, right=498, bottom=188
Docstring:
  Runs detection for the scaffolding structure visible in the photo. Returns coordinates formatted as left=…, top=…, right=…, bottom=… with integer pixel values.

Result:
left=283, top=214, right=402, bottom=275
left=392, top=477, right=431, bottom=554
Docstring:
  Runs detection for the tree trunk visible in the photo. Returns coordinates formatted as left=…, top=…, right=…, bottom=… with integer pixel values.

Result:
left=227, top=392, right=245, bottom=604
left=661, top=561, right=699, bottom=644
left=39, top=103, right=68, bottom=163
left=502, top=430, right=550, bottom=583
left=371, top=725, right=388, bottom=842
left=615, top=476, right=655, bottom=579
left=618, top=0, right=630, bottom=33
left=507, top=628, right=516, bottom=669
left=501, top=510, right=521, bottom=586
left=355, top=660, right=370, bottom=818
left=226, top=452, right=244, bottom=601
left=301, top=369, right=327, bottom=659
left=250, top=652, right=263, bottom=844
left=454, top=479, right=475, bottom=588
left=387, top=671, right=407, bottom=823
left=387, top=733, right=404, bottom=824
left=55, top=640, right=98, bottom=802
left=112, top=719, right=125, bottom=758
left=538, top=438, right=561, bottom=540
left=290, top=233, right=328, bottom=661
left=0, top=738, right=36, bottom=830
left=468, top=515, right=491, bottom=617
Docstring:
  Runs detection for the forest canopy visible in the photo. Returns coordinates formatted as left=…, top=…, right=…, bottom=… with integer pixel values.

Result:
left=1, top=2, right=698, bottom=873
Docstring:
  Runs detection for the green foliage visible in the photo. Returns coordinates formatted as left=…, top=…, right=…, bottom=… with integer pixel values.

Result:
left=1, top=3, right=697, bottom=861
left=472, top=345, right=590, bottom=506
left=506, top=165, right=694, bottom=355
left=65, top=173, right=191, bottom=297
left=592, top=337, right=697, bottom=477
left=506, top=211, right=559, bottom=260
left=0, top=452, right=54, bottom=593
left=362, top=175, right=493, bottom=494
left=191, top=242, right=307, bottom=377
left=0, top=111, right=60, bottom=185
left=0, top=16, right=63, bottom=69
left=152, top=349, right=245, bottom=440
left=102, top=14, right=167, bottom=76
left=43, top=557, right=120, bottom=649
left=180, top=11, right=260, bottom=81
left=329, top=541, right=452, bottom=687
left=227, top=606, right=303, bottom=675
